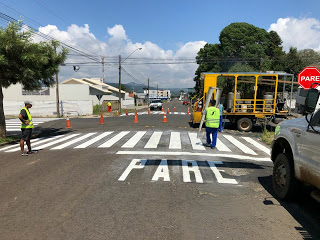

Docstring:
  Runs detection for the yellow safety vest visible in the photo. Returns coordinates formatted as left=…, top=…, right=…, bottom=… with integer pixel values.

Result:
left=20, top=107, right=34, bottom=129
left=205, top=106, right=220, bottom=128
left=107, top=102, right=111, bottom=106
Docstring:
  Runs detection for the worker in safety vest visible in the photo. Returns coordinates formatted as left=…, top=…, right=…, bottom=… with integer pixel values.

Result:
left=18, top=101, right=38, bottom=156
left=107, top=101, right=112, bottom=112
left=203, top=99, right=220, bottom=149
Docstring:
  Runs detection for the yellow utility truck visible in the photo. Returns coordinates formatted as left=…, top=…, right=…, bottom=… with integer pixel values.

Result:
left=191, top=72, right=295, bottom=131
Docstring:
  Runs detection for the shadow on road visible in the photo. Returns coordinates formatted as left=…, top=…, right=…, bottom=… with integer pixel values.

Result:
left=258, top=175, right=320, bottom=239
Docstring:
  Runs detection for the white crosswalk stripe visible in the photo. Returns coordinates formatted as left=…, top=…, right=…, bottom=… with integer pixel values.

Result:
left=5, top=118, right=58, bottom=132
left=75, top=132, right=113, bottom=149
left=121, top=131, right=146, bottom=148
left=0, top=138, right=42, bottom=151
left=223, top=135, right=257, bottom=155
left=169, top=132, right=181, bottom=149
left=242, top=137, right=270, bottom=155
left=51, top=133, right=97, bottom=150
left=188, top=132, right=206, bottom=150
left=145, top=132, right=162, bottom=148
left=98, top=131, right=130, bottom=148
left=0, top=131, right=270, bottom=157
left=216, top=138, right=231, bottom=152
left=5, top=135, right=64, bottom=152
left=35, top=134, right=80, bottom=149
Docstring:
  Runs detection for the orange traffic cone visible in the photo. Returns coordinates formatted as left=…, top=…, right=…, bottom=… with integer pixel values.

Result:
left=126, top=109, right=128, bottom=116
left=66, top=116, right=72, bottom=128
left=167, top=108, right=170, bottom=114
left=162, top=113, right=167, bottom=123
left=174, top=107, right=176, bottom=112
left=148, top=108, right=151, bottom=114
left=116, top=111, right=119, bottom=117
left=100, top=112, right=104, bottom=124
left=187, top=107, right=190, bottom=115
left=162, top=106, right=164, bottom=112
left=134, top=111, right=139, bottom=123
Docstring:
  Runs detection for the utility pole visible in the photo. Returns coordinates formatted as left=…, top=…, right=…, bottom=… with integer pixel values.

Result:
left=55, top=72, right=60, bottom=117
left=147, top=78, right=150, bottom=105
left=157, top=84, right=158, bottom=99
left=132, top=82, right=135, bottom=107
left=118, top=55, right=122, bottom=113
left=54, top=45, right=60, bottom=118
left=102, top=57, right=105, bottom=83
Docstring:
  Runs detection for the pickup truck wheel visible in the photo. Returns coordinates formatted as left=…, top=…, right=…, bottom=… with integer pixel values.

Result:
left=272, top=153, right=298, bottom=200
left=237, top=118, right=253, bottom=132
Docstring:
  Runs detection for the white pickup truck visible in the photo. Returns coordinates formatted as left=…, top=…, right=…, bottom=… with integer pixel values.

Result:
left=271, top=83, right=320, bottom=201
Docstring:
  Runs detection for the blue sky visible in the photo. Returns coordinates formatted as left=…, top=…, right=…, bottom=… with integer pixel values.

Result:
left=1, top=0, right=320, bottom=87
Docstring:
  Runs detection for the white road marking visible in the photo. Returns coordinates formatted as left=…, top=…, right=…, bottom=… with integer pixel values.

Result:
left=116, top=151, right=271, bottom=162
left=51, top=133, right=96, bottom=150
left=207, top=161, right=238, bottom=184
left=152, top=159, right=170, bottom=182
left=223, top=135, right=257, bottom=155
left=98, top=131, right=130, bottom=148
left=0, top=138, right=43, bottom=151
left=169, top=132, right=181, bottom=149
left=216, top=138, right=231, bottom=152
left=242, top=137, right=270, bottom=155
left=144, top=132, right=162, bottom=148
left=118, top=159, right=147, bottom=181
left=5, top=135, right=65, bottom=152
left=35, top=134, right=80, bottom=149
left=75, top=132, right=113, bottom=149
left=174, top=112, right=178, bottom=115
left=188, top=132, right=206, bottom=150
left=121, top=131, right=146, bottom=148
left=182, top=160, right=203, bottom=183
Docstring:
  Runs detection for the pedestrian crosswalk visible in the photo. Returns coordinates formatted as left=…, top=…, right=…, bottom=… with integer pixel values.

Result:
left=0, top=131, right=271, bottom=157
left=120, top=111, right=187, bottom=116
left=5, top=118, right=59, bottom=132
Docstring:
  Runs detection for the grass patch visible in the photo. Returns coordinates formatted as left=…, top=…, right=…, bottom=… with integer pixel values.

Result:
left=93, top=104, right=101, bottom=115
left=261, top=130, right=274, bottom=145
left=0, top=136, right=20, bottom=145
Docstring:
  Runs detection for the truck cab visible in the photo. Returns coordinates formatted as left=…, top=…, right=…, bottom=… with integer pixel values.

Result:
left=271, top=83, right=320, bottom=201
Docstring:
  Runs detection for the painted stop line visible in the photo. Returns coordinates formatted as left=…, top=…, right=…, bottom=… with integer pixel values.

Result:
left=118, top=159, right=238, bottom=184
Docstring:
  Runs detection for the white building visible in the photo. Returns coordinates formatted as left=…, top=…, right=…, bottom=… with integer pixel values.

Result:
left=144, top=89, right=171, bottom=100
left=2, top=78, right=134, bottom=116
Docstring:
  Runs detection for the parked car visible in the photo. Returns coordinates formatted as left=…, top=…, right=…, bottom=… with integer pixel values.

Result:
left=150, top=99, right=163, bottom=110
left=182, top=100, right=189, bottom=105
left=271, top=83, right=320, bottom=202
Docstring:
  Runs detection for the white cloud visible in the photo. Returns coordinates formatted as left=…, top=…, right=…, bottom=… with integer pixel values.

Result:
left=269, top=17, right=320, bottom=52
left=36, top=23, right=206, bottom=88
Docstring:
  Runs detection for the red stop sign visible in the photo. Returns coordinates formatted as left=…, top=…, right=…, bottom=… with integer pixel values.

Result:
left=298, top=67, right=320, bottom=90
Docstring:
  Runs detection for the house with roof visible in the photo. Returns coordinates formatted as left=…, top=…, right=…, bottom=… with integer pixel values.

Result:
left=2, top=78, right=134, bottom=116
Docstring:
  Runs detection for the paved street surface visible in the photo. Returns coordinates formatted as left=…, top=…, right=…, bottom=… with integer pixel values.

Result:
left=1, top=100, right=319, bottom=239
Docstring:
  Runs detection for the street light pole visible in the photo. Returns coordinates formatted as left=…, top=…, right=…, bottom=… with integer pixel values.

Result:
left=118, top=55, right=122, bottom=113
left=118, top=47, right=142, bottom=113
left=147, top=78, right=149, bottom=105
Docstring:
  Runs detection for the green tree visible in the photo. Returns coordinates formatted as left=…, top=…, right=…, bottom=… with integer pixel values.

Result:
left=194, top=22, right=285, bottom=93
left=0, top=21, right=68, bottom=138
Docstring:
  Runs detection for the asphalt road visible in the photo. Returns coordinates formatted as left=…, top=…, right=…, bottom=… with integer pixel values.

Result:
left=0, top=100, right=319, bottom=240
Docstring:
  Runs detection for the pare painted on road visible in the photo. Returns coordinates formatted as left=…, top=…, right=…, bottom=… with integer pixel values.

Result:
left=118, top=159, right=238, bottom=184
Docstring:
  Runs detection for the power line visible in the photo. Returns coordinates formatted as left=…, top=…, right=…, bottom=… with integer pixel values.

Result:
left=0, top=12, right=102, bottom=62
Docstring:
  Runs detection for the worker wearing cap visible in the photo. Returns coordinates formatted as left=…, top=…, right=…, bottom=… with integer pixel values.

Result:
left=19, top=101, right=37, bottom=156
left=203, top=99, right=220, bottom=149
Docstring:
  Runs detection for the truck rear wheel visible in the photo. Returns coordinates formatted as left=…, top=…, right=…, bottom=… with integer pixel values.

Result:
left=237, top=118, right=253, bottom=132
left=272, top=153, right=299, bottom=200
